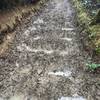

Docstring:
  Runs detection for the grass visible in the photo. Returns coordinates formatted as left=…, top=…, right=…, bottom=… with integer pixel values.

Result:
left=89, top=24, right=100, bottom=53
left=86, top=63, right=100, bottom=70
left=73, top=0, right=91, bottom=25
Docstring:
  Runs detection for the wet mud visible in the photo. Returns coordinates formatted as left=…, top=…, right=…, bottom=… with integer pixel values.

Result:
left=0, top=0, right=100, bottom=100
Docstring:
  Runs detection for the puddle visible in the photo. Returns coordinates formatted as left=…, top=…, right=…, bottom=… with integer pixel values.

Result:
left=61, top=38, right=72, bottom=41
left=58, top=96, right=86, bottom=100
left=48, top=70, right=72, bottom=77
left=62, top=28, right=74, bottom=31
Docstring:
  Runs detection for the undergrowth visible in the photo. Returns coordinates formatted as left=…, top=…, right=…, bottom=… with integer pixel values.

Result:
left=72, top=0, right=100, bottom=70
left=73, top=0, right=100, bottom=54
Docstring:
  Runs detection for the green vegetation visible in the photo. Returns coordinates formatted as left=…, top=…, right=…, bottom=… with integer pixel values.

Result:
left=0, top=0, right=38, bottom=10
left=86, top=63, right=100, bottom=70
left=73, top=0, right=100, bottom=54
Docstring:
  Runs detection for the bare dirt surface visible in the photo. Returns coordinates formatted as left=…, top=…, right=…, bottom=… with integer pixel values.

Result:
left=0, top=0, right=100, bottom=100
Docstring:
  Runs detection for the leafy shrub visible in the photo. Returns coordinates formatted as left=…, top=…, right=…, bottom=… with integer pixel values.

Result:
left=0, top=0, right=39, bottom=9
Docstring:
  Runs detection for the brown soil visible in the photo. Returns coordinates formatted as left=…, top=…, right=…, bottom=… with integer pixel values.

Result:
left=0, top=0, right=47, bottom=56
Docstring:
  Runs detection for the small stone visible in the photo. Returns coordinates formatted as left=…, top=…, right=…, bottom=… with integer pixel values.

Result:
left=37, top=69, right=42, bottom=75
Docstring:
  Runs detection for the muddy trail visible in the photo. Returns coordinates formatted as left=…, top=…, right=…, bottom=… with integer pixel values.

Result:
left=0, top=0, right=100, bottom=100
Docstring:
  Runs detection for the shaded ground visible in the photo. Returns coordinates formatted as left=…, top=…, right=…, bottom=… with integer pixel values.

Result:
left=0, top=0, right=100, bottom=100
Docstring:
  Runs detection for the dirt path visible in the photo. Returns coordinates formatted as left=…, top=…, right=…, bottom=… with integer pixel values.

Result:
left=0, top=0, right=100, bottom=100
